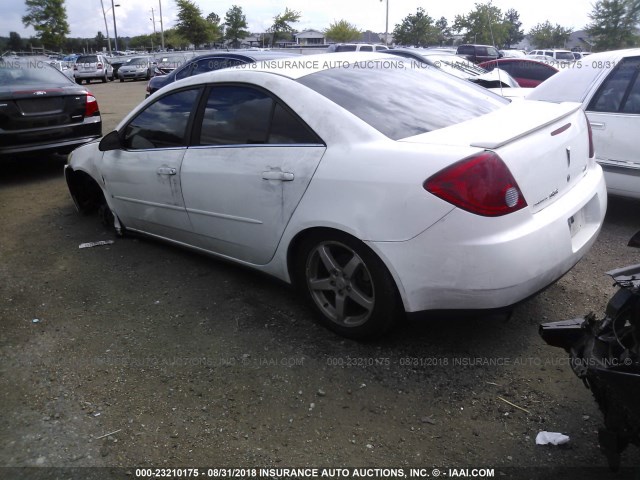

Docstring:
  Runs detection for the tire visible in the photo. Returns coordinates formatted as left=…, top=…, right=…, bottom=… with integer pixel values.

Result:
left=75, top=78, right=82, bottom=84
left=119, top=78, right=124, bottom=82
left=294, top=231, right=401, bottom=339
left=102, top=74, right=107, bottom=83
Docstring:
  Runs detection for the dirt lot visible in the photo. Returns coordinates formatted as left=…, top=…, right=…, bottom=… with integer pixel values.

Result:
left=1, top=80, right=640, bottom=479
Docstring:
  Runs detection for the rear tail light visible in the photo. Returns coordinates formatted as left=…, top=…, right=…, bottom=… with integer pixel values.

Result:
left=585, top=111, right=594, bottom=158
left=424, top=151, right=527, bottom=217
left=73, top=64, right=78, bottom=70
left=85, top=93, right=99, bottom=117
left=97, top=63, right=103, bottom=69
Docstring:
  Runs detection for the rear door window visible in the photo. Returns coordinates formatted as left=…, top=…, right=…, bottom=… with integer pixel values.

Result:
left=588, top=57, right=640, bottom=113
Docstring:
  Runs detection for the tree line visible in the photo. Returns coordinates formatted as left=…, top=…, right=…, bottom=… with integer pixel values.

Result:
left=4, top=0, right=640, bottom=54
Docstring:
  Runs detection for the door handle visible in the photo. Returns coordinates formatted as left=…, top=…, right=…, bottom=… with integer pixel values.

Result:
left=262, top=171, right=294, bottom=181
left=589, top=121, right=605, bottom=130
left=157, top=167, right=177, bottom=175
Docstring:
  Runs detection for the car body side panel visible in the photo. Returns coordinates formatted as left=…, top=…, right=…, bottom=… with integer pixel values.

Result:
left=180, top=145, right=326, bottom=264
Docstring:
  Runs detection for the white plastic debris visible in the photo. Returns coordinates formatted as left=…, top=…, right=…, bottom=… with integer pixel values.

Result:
left=79, top=240, right=115, bottom=249
left=32, top=318, right=40, bottom=324
left=536, top=431, right=570, bottom=445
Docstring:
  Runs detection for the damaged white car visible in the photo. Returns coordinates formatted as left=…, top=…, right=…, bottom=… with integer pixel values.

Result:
left=65, top=52, right=606, bottom=339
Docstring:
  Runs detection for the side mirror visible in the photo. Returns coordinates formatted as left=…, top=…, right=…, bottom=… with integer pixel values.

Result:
left=99, top=130, right=123, bottom=152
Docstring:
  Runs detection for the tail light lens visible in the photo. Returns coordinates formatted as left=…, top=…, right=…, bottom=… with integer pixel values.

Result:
left=585, top=111, right=594, bottom=158
left=424, top=151, right=527, bottom=217
left=85, top=93, right=99, bottom=117
left=97, top=63, right=103, bottom=69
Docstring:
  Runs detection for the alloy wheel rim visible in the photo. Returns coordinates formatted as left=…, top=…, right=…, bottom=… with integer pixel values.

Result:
left=306, top=241, right=375, bottom=327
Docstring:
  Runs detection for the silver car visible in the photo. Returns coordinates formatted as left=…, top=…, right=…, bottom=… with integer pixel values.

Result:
left=118, top=56, right=155, bottom=82
left=74, top=54, right=114, bottom=84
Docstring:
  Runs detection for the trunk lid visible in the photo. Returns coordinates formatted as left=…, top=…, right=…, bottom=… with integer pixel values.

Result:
left=0, top=87, right=90, bottom=131
left=402, top=100, right=590, bottom=213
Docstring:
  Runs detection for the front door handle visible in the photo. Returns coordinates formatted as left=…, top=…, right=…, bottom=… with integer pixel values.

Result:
left=157, top=167, right=177, bottom=175
left=590, top=121, right=605, bottom=130
left=262, top=171, right=294, bottom=181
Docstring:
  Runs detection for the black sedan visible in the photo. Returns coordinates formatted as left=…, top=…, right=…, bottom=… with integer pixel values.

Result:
left=145, top=50, right=300, bottom=97
left=0, top=58, right=102, bottom=157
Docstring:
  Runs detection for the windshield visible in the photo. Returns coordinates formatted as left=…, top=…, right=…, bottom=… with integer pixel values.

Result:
left=298, top=60, right=508, bottom=140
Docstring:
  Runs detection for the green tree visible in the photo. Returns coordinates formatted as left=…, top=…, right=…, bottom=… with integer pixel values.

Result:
left=205, top=12, right=223, bottom=44
left=528, top=21, right=572, bottom=48
left=392, top=7, right=439, bottom=46
left=503, top=9, right=524, bottom=48
left=22, top=0, right=70, bottom=50
left=94, top=31, right=105, bottom=51
left=164, top=28, right=190, bottom=50
left=324, top=19, right=361, bottom=43
left=453, top=2, right=508, bottom=46
left=268, top=7, right=301, bottom=46
left=176, top=0, right=214, bottom=48
left=435, top=17, right=451, bottom=46
left=8, top=31, right=23, bottom=51
left=224, top=5, right=249, bottom=47
left=586, top=0, right=640, bottom=51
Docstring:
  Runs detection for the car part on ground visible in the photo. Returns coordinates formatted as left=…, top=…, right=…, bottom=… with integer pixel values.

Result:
left=66, top=52, right=606, bottom=339
left=540, top=232, right=640, bottom=471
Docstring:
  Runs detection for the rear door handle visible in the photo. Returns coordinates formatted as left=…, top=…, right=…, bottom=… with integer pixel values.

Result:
left=157, top=167, right=177, bottom=175
left=262, top=171, right=294, bottom=181
left=590, top=122, right=605, bottom=130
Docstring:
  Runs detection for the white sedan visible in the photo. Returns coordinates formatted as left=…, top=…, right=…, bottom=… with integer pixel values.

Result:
left=528, top=48, right=640, bottom=199
left=65, top=52, right=607, bottom=339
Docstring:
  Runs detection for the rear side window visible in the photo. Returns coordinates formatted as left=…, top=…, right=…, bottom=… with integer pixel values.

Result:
left=457, top=45, right=474, bottom=55
left=298, top=60, right=508, bottom=140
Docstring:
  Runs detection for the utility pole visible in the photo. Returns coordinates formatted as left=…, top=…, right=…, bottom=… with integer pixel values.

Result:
left=159, top=0, right=165, bottom=51
left=111, top=0, right=119, bottom=52
left=99, top=0, right=112, bottom=55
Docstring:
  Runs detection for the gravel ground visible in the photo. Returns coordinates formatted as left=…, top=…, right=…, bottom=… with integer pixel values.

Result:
left=1, top=80, right=639, bottom=480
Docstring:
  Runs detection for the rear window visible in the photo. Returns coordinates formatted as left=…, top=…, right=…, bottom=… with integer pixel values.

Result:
left=297, top=60, right=508, bottom=140
left=527, top=60, right=608, bottom=103
left=76, top=55, right=98, bottom=63
left=0, top=60, right=72, bottom=86
left=335, top=45, right=357, bottom=52
left=555, top=52, right=575, bottom=61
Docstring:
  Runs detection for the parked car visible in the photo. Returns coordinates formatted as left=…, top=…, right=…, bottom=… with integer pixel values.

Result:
left=74, top=54, right=113, bottom=83
left=388, top=48, right=519, bottom=88
left=478, top=58, right=559, bottom=87
left=528, top=48, right=640, bottom=199
left=528, top=49, right=575, bottom=62
left=118, top=56, right=155, bottom=82
left=327, top=43, right=389, bottom=52
left=456, top=44, right=501, bottom=64
left=145, top=50, right=301, bottom=97
left=49, top=59, right=75, bottom=80
left=65, top=52, right=606, bottom=338
left=0, top=58, right=101, bottom=156
left=153, top=52, right=195, bottom=75
left=499, top=49, right=526, bottom=58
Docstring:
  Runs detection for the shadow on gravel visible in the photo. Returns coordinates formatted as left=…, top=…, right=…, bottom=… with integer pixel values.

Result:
left=0, top=153, right=67, bottom=186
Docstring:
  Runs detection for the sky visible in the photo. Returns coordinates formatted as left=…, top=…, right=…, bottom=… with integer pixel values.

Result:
left=3, top=0, right=595, bottom=42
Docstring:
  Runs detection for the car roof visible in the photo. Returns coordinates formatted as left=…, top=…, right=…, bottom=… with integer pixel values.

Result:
left=186, top=50, right=301, bottom=63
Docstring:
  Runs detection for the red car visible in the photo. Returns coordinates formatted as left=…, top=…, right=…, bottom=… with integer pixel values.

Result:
left=478, top=58, right=558, bottom=87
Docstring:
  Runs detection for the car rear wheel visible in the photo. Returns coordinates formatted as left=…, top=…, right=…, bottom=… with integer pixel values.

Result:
left=295, top=232, right=401, bottom=339
left=119, top=78, right=124, bottom=82
left=102, top=74, right=107, bottom=83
